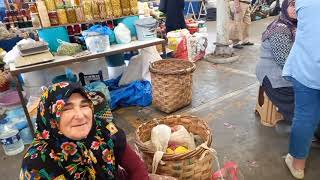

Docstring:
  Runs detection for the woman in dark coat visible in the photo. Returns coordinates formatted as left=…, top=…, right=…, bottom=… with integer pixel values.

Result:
left=160, top=0, right=186, bottom=33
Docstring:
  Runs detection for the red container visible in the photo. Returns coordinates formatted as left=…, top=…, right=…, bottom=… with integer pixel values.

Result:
left=67, top=26, right=75, bottom=35
left=73, top=24, right=81, bottom=34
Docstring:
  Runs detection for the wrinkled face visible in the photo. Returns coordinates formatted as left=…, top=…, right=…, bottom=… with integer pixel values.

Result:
left=287, top=1, right=296, bottom=19
left=59, top=93, right=93, bottom=140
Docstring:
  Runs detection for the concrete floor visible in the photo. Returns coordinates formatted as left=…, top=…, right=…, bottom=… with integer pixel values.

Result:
left=1, top=18, right=320, bottom=180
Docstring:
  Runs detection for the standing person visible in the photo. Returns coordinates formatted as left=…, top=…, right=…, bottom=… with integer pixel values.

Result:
left=256, top=0, right=297, bottom=123
left=282, top=0, right=320, bottom=179
left=229, top=0, right=254, bottom=49
left=159, top=0, right=186, bottom=33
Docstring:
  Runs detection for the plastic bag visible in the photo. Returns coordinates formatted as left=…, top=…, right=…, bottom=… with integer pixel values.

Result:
left=119, top=46, right=161, bottom=86
left=213, top=161, right=244, bottom=180
left=169, top=125, right=196, bottom=150
left=175, top=36, right=189, bottom=60
left=114, top=23, right=131, bottom=44
left=82, top=25, right=115, bottom=43
left=151, top=124, right=171, bottom=152
left=117, top=16, right=139, bottom=37
left=151, top=124, right=171, bottom=173
left=167, top=29, right=190, bottom=53
left=56, top=39, right=83, bottom=56
left=3, top=38, right=36, bottom=64
left=104, top=77, right=152, bottom=110
left=186, top=33, right=208, bottom=62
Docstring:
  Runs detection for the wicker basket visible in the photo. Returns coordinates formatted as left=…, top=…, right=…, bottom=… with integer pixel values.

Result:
left=150, top=59, right=196, bottom=113
left=0, top=71, right=10, bottom=92
left=135, top=115, right=214, bottom=180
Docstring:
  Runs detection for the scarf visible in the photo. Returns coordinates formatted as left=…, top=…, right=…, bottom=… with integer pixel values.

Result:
left=262, top=0, right=297, bottom=41
left=20, top=82, right=122, bottom=180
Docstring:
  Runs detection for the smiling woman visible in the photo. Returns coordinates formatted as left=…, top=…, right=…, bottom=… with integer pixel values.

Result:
left=19, top=82, right=149, bottom=180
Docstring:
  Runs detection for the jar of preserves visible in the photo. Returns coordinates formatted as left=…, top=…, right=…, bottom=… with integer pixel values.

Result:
left=64, top=0, right=72, bottom=8
left=74, top=0, right=81, bottom=6
left=29, top=4, right=38, bottom=13
left=48, top=11, right=59, bottom=26
left=31, top=13, right=41, bottom=28
left=54, top=0, right=64, bottom=9
left=57, top=9, right=68, bottom=24
left=91, top=1, right=100, bottom=19
left=44, top=0, right=56, bottom=11
left=75, top=6, right=85, bottom=22
left=66, top=8, right=77, bottom=23
left=83, top=0, right=93, bottom=21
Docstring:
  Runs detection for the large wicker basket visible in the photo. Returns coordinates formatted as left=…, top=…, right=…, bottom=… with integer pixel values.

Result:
left=150, top=59, right=196, bottom=113
left=135, top=115, right=214, bottom=180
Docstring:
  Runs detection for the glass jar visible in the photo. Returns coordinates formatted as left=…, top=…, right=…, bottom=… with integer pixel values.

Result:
left=54, top=0, right=64, bottom=9
left=57, top=9, right=68, bottom=24
left=74, top=0, right=81, bottom=6
left=31, top=13, right=41, bottom=28
left=29, top=4, right=38, bottom=13
left=83, top=0, right=93, bottom=21
left=120, top=0, right=130, bottom=16
left=91, top=0, right=100, bottom=19
left=48, top=11, right=59, bottom=26
left=66, top=8, right=77, bottom=23
left=64, top=0, right=72, bottom=8
left=98, top=0, right=107, bottom=19
left=75, top=6, right=85, bottom=22
left=44, top=0, right=56, bottom=11
left=111, top=0, right=122, bottom=17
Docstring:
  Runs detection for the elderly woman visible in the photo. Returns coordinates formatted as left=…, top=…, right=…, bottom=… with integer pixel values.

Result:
left=20, top=82, right=149, bottom=179
left=256, top=0, right=297, bottom=124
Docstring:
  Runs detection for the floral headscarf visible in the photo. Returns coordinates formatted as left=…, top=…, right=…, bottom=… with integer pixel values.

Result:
left=20, top=82, right=125, bottom=180
left=262, top=0, right=297, bottom=41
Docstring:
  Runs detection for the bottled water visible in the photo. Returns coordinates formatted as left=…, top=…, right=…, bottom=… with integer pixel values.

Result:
left=0, top=124, right=24, bottom=156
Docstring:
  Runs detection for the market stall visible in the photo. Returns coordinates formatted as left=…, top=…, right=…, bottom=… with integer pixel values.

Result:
left=0, top=0, right=167, bottom=137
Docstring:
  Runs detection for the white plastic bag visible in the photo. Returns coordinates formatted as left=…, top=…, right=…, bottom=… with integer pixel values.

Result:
left=114, top=23, right=131, bottom=44
left=151, top=124, right=171, bottom=152
left=169, top=125, right=196, bottom=150
left=3, top=38, right=36, bottom=64
left=186, top=33, right=208, bottom=62
left=151, top=124, right=171, bottom=173
left=119, top=46, right=162, bottom=86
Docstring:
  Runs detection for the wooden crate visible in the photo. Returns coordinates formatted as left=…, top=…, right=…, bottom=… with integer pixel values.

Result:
left=255, top=86, right=283, bottom=127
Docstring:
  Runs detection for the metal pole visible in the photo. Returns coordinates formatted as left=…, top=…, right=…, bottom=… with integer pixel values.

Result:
left=15, top=75, right=35, bottom=137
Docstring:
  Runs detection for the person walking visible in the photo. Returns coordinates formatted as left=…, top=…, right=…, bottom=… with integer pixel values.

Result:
left=159, top=0, right=186, bottom=33
left=282, top=0, right=320, bottom=179
left=229, top=0, right=254, bottom=49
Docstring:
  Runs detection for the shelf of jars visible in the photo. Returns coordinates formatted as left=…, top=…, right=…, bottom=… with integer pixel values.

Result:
left=3, top=0, right=139, bottom=31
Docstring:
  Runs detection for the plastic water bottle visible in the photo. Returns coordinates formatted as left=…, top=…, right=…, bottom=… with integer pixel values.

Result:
left=0, top=124, right=24, bottom=156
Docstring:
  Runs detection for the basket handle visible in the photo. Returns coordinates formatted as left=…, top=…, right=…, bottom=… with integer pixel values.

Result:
left=199, top=144, right=225, bottom=180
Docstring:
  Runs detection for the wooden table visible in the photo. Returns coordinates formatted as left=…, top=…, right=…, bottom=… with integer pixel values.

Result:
left=9, top=38, right=166, bottom=135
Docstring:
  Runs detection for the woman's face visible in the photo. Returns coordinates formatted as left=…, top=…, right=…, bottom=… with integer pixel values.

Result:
left=287, top=2, right=296, bottom=19
left=59, top=93, right=93, bottom=140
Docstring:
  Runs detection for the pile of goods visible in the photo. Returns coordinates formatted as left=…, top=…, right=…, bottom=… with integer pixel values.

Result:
left=167, top=29, right=208, bottom=62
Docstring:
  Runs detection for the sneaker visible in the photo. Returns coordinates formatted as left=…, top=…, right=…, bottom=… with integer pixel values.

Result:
left=285, top=154, right=304, bottom=179
left=232, top=44, right=244, bottom=49
left=241, top=42, right=254, bottom=46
